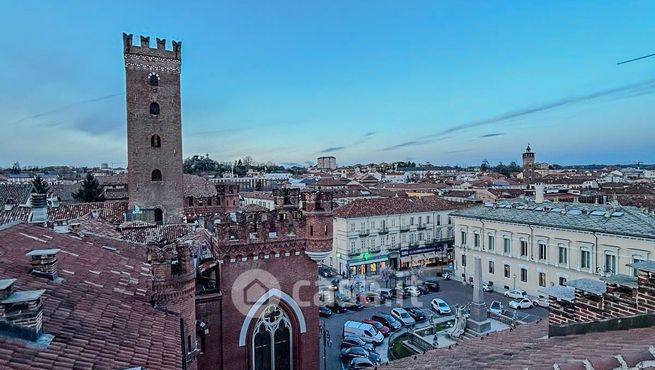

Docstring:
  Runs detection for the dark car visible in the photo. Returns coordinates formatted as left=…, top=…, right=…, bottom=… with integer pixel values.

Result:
left=357, top=291, right=386, bottom=306
left=319, top=265, right=336, bottom=278
left=416, top=284, right=430, bottom=295
left=370, top=313, right=402, bottom=331
left=341, top=335, right=374, bottom=352
left=319, top=305, right=333, bottom=317
left=337, top=293, right=364, bottom=311
left=362, top=319, right=390, bottom=336
left=404, top=307, right=427, bottom=322
left=349, top=357, right=376, bottom=369
left=422, top=280, right=441, bottom=292
left=340, top=347, right=381, bottom=365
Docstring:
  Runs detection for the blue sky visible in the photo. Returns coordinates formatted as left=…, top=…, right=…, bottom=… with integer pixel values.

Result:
left=1, top=0, right=654, bottom=168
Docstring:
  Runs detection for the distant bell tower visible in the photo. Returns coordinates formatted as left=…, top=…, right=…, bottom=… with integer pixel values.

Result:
left=123, top=33, right=184, bottom=224
left=522, top=144, right=536, bottom=186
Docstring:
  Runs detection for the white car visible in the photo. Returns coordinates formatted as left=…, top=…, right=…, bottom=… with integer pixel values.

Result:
left=482, top=282, right=494, bottom=292
left=504, top=289, right=527, bottom=299
left=390, top=308, right=416, bottom=327
left=488, top=301, right=503, bottom=315
left=532, top=295, right=550, bottom=308
left=431, top=298, right=452, bottom=315
left=403, top=286, right=421, bottom=297
left=508, top=297, right=533, bottom=309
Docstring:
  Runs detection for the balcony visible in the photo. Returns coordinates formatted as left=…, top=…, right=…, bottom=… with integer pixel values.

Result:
left=368, top=247, right=381, bottom=254
left=388, top=245, right=400, bottom=251
left=417, top=224, right=426, bottom=230
left=400, top=226, right=410, bottom=232
left=377, top=227, right=389, bottom=235
left=358, top=229, right=370, bottom=237
left=348, top=250, right=361, bottom=257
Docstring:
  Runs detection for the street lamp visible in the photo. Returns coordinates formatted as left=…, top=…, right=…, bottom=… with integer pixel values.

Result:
left=512, top=274, right=517, bottom=290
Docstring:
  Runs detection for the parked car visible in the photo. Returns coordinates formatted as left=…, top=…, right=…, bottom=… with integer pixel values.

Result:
left=509, top=297, right=534, bottom=309
left=319, top=305, right=333, bottom=317
left=370, top=313, right=402, bottom=331
left=403, top=286, right=421, bottom=297
left=504, top=289, right=527, bottom=299
left=488, top=301, right=503, bottom=315
left=319, top=265, right=335, bottom=278
left=532, top=295, right=550, bottom=308
left=391, top=308, right=416, bottom=327
left=404, top=307, right=427, bottom=322
left=482, top=281, right=494, bottom=292
left=341, top=335, right=374, bottom=352
left=357, top=291, right=385, bottom=306
left=340, top=346, right=381, bottom=365
left=431, top=298, right=452, bottom=315
left=343, top=321, right=384, bottom=345
left=349, top=357, right=376, bottom=369
left=375, top=288, right=394, bottom=300
left=336, top=293, right=364, bottom=311
left=362, top=319, right=390, bottom=337
left=422, top=280, right=441, bottom=292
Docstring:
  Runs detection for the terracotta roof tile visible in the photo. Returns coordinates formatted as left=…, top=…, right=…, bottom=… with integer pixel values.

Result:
left=333, top=196, right=471, bottom=218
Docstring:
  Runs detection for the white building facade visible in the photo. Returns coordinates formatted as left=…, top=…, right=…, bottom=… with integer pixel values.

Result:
left=451, top=201, right=655, bottom=297
left=329, top=197, right=465, bottom=277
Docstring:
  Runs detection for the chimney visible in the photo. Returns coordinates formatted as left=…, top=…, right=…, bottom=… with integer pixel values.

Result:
left=0, top=279, right=46, bottom=341
left=26, top=248, right=61, bottom=280
left=535, top=183, right=545, bottom=204
left=28, top=194, right=48, bottom=224
left=52, top=219, right=69, bottom=234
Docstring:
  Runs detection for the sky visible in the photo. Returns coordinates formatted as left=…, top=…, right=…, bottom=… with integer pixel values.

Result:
left=1, top=0, right=654, bottom=168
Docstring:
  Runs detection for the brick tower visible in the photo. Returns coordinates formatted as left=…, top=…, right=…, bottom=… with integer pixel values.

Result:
left=123, top=33, right=184, bottom=224
left=522, top=144, right=536, bottom=185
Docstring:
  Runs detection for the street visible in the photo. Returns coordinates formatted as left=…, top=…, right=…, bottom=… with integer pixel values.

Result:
left=319, top=278, right=549, bottom=370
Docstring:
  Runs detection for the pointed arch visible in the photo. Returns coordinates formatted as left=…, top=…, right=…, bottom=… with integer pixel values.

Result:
left=239, top=288, right=306, bottom=347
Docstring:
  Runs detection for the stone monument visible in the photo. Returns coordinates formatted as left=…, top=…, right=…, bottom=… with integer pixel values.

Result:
left=466, top=256, right=491, bottom=333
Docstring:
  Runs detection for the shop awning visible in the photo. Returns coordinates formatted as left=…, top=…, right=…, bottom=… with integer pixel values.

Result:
left=400, top=256, right=412, bottom=263
left=423, top=252, right=437, bottom=259
left=411, top=254, right=425, bottom=261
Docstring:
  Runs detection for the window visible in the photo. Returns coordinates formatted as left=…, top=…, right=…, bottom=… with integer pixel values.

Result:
left=350, top=240, right=356, bottom=253
left=151, top=169, right=162, bottom=181
left=149, top=102, right=160, bottom=115
left=538, top=272, right=546, bottom=287
left=418, top=216, right=422, bottom=225
left=474, top=233, right=480, bottom=248
left=461, top=231, right=467, bottom=246
left=488, top=261, right=495, bottom=274
left=488, top=235, right=495, bottom=251
left=503, top=237, right=511, bottom=255
left=461, top=254, right=466, bottom=267
left=154, top=208, right=163, bottom=224
left=558, top=277, right=567, bottom=286
left=360, top=240, right=365, bottom=250
left=581, top=250, right=591, bottom=270
left=426, top=216, right=430, bottom=224
left=410, top=217, right=414, bottom=225
left=151, top=134, right=161, bottom=148
left=520, top=240, right=528, bottom=257
left=252, top=305, right=292, bottom=370
left=503, top=264, right=510, bottom=278
left=605, top=253, right=616, bottom=275
left=633, top=256, right=643, bottom=277
left=520, top=268, right=527, bottom=282
left=350, top=223, right=355, bottom=232
left=148, top=73, right=159, bottom=86
left=436, top=215, right=441, bottom=225
left=448, top=217, right=452, bottom=225
left=538, top=242, right=547, bottom=260
left=309, top=225, right=313, bottom=236
left=391, top=235, right=396, bottom=247
left=558, top=245, right=568, bottom=265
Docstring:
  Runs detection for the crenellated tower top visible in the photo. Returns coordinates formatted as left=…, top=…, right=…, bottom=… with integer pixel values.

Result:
left=122, top=33, right=181, bottom=60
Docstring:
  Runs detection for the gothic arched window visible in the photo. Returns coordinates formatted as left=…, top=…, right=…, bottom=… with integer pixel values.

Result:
left=252, top=305, right=292, bottom=370
left=151, top=134, right=161, bottom=148
left=150, top=102, right=160, bottom=115
left=148, top=73, right=159, bottom=86
left=151, top=169, right=162, bottom=182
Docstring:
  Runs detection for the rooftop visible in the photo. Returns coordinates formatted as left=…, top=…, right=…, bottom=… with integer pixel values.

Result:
left=628, top=260, right=655, bottom=273
left=0, top=222, right=181, bottom=369
left=333, top=196, right=470, bottom=218
left=1, top=289, right=45, bottom=304
left=565, top=278, right=607, bottom=295
left=451, top=200, right=655, bottom=239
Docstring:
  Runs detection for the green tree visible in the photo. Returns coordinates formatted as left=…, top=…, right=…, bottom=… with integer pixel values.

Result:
left=72, top=173, right=105, bottom=202
left=31, top=175, right=50, bottom=194
left=480, top=159, right=490, bottom=172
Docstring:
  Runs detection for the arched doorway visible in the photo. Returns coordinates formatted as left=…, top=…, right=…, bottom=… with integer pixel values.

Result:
left=154, top=208, right=163, bottom=224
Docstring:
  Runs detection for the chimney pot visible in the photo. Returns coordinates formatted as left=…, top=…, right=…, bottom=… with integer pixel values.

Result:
left=26, top=248, right=61, bottom=279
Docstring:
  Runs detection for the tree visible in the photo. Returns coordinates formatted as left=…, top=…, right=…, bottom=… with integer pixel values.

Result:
left=11, top=162, right=21, bottom=174
left=31, top=175, right=50, bottom=195
left=378, top=267, right=395, bottom=288
left=72, top=173, right=105, bottom=202
left=480, top=159, right=490, bottom=172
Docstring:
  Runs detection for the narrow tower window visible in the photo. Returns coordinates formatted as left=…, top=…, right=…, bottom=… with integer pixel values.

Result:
left=148, top=73, right=159, bottom=86
left=151, top=169, right=162, bottom=181
left=151, top=134, right=161, bottom=148
left=150, top=102, right=160, bottom=115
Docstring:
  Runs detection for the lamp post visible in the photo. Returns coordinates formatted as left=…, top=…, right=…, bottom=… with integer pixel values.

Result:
left=512, top=274, right=517, bottom=290
left=319, top=320, right=331, bottom=370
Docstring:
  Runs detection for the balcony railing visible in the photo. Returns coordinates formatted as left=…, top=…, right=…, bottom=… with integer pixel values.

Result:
left=377, top=227, right=389, bottom=234
left=417, top=224, right=426, bottom=230
left=400, top=226, right=410, bottom=232
left=368, top=247, right=381, bottom=253
left=358, top=229, right=370, bottom=237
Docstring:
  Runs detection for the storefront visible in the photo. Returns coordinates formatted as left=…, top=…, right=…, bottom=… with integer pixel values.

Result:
left=399, top=244, right=447, bottom=270
left=347, top=256, right=388, bottom=277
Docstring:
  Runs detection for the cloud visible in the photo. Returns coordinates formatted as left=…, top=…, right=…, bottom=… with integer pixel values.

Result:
left=317, top=146, right=346, bottom=153
left=382, top=136, right=451, bottom=151
left=479, top=133, right=505, bottom=138
left=10, top=93, right=123, bottom=125
left=364, top=131, right=376, bottom=137
left=388, top=79, right=655, bottom=150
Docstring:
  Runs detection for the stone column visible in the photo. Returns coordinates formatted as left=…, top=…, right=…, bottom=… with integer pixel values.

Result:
left=467, top=255, right=491, bottom=333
